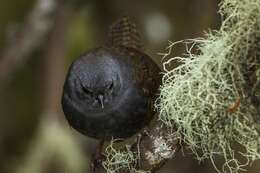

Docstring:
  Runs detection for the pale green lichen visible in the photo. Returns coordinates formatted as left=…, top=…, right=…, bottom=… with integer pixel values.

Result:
left=102, top=140, right=150, bottom=173
left=102, top=142, right=135, bottom=173
left=155, top=0, right=260, bottom=172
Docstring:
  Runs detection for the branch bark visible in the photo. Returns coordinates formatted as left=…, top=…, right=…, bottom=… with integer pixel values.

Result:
left=0, top=0, right=61, bottom=83
left=134, top=121, right=180, bottom=172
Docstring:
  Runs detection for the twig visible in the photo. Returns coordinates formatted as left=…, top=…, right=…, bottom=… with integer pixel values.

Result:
left=0, top=0, right=61, bottom=83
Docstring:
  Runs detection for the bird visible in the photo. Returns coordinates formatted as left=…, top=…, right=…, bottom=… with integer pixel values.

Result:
left=61, top=16, right=161, bottom=141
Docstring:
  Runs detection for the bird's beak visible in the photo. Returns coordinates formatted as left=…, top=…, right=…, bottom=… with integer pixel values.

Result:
left=97, top=95, right=104, bottom=109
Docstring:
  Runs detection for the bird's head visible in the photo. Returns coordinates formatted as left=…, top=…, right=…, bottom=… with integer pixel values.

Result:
left=63, top=48, right=124, bottom=111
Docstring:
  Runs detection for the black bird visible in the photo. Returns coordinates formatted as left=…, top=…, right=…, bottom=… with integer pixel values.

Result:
left=62, top=17, right=161, bottom=140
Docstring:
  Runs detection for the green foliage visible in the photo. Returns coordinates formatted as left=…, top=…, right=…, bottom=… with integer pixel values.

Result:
left=14, top=119, right=87, bottom=173
left=156, top=0, right=260, bottom=172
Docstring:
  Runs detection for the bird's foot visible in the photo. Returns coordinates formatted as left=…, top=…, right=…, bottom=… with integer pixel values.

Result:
left=89, top=140, right=105, bottom=173
left=90, top=155, right=105, bottom=173
left=134, top=128, right=151, bottom=168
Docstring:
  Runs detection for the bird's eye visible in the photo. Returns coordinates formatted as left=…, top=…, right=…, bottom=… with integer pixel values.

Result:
left=81, top=85, right=93, bottom=95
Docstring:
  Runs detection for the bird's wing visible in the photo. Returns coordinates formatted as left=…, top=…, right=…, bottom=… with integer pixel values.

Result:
left=106, top=16, right=143, bottom=50
left=133, top=49, right=162, bottom=98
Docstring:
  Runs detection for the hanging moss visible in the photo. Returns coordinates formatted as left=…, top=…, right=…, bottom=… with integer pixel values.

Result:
left=156, top=0, right=260, bottom=172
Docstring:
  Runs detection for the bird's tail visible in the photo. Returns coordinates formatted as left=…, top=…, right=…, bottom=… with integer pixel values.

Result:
left=106, top=16, right=143, bottom=50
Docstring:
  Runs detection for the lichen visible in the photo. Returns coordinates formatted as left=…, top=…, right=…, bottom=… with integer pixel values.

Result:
left=155, top=0, right=260, bottom=172
left=144, top=137, right=175, bottom=165
left=102, top=140, right=150, bottom=173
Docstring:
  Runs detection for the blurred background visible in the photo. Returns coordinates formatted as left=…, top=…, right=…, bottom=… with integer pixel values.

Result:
left=0, top=0, right=259, bottom=173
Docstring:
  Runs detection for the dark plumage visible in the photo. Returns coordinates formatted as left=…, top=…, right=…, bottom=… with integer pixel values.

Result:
left=61, top=17, right=161, bottom=140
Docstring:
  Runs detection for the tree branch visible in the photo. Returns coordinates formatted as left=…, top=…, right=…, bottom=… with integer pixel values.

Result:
left=101, top=120, right=181, bottom=173
left=0, top=0, right=61, bottom=83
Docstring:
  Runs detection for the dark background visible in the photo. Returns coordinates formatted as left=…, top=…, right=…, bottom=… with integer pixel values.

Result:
left=0, top=0, right=259, bottom=173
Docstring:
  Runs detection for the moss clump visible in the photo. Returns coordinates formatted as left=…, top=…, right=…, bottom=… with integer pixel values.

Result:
left=102, top=141, right=150, bottom=173
left=155, top=0, right=260, bottom=172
